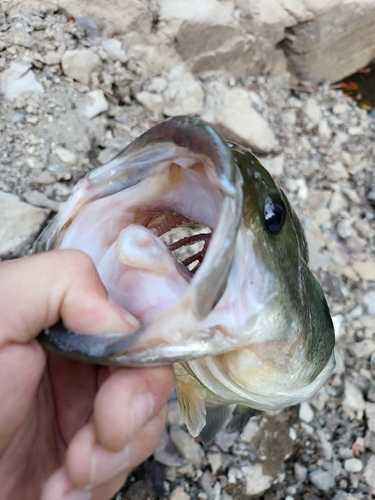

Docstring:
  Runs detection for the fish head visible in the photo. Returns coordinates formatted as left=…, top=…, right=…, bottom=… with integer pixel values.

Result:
left=184, top=143, right=335, bottom=413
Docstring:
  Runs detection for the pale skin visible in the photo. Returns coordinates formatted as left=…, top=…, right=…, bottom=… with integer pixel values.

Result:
left=0, top=249, right=174, bottom=500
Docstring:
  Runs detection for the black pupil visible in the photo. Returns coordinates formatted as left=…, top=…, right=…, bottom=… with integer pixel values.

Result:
left=264, top=196, right=286, bottom=234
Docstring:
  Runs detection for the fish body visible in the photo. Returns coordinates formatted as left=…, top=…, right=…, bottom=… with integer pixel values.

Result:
left=35, top=116, right=335, bottom=441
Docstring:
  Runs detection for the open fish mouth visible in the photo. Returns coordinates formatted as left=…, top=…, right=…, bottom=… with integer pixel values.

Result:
left=36, top=116, right=244, bottom=363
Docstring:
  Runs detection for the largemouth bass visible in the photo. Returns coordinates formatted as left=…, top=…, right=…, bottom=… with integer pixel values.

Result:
left=35, top=116, right=335, bottom=443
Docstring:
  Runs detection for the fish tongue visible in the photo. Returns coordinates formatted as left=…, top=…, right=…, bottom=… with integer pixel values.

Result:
left=100, top=224, right=189, bottom=324
left=115, top=224, right=177, bottom=274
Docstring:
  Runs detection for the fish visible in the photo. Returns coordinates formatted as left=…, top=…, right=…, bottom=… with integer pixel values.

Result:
left=35, top=116, right=335, bottom=443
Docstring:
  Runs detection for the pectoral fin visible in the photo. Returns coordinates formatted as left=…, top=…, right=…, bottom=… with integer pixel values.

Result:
left=175, top=379, right=207, bottom=437
left=226, top=405, right=260, bottom=433
left=199, top=405, right=232, bottom=445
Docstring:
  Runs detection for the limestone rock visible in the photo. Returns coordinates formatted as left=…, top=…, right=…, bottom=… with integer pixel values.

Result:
left=170, top=487, right=190, bottom=500
left=80, top=90, right=109, bottom=119
left=101, top=38, right=128, bottom=63
left=243, top=464, right=273, bottom=496
left=309, top=469, right=335, bottom=492
left=135, top=91, right=164, bottom=115
left=352, top=260, right=375, bottom=281
left=364, top=455, right=375, bottom=491
left=304, top=98, right=321, bottom=126
left=0, top=62, right=44, bottom=100
left=61, top=49, right=102, bottom=86
left=348, top=340, right=375, bottom=359
left=282, top=0, right=375, bottom=82
left=299, top=402, right=314, bottom=423
left=57, top=0, right=153, bottom=39
left=54, top=147, right=78, bottom=166
left=162, top=66, right=204, bottom=117
left=261, top=155, right=284, bottom=177
left=202, top=82, right=277, bottom=154
left=169, top=425, right=204, bottom=465
left=0, top=191, right=49, bottom=258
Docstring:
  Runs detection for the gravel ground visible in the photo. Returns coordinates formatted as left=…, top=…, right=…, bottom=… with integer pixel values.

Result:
left=1, top=5, right=375, bottom=500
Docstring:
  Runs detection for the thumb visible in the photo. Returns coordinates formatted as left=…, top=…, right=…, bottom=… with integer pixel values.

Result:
left=0, top=249, right=139, bottom=346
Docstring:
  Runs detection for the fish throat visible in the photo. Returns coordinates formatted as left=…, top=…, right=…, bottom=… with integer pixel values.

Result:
left=142, top=210, right=212, bottom=274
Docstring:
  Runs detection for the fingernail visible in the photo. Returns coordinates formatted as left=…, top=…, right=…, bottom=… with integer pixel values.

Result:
left=87, top=444, right=130, bottom=487
left=108, top=299, right=140, bottom=329
left=64, top=489, right=92, bottom=500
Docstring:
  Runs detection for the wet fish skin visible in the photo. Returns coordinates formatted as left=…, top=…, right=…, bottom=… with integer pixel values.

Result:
left=35, top=116, right=335, bottom=441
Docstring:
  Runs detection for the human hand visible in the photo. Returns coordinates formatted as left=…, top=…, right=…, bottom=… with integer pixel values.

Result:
left=0, top=250, right=174, bottom=500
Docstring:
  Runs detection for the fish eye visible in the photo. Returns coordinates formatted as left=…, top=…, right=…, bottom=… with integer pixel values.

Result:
left=264, top=196, right=286, bottom=234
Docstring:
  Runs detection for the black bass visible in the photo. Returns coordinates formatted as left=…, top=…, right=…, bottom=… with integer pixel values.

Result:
left=35, top=116, right=335, bottom=443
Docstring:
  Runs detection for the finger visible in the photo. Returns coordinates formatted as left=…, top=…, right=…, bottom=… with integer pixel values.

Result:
left=0, top=250, right=139, bottom=345
left=42, top=464, right=131, bottom=500
left=94, top=366, right=174, bottom=451
left=0, top=341, right=45, bottom=450
left=66, top=404, right=168, bottom=489
left=43, top=405, right=168, bottom=498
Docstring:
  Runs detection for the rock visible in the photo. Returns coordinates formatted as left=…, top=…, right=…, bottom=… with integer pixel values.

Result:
left=154, top=430, right=184, bottom=467
left=344, top=458, right=363, bottom=473
left=282, top=1, right=375, bottom=83
left=101, top=38, right=128, bottom=63
left=294, top=463, right=307, bottom=482
left=61, top=49, right=101, bottom=86
left=318, top=119, right=332, bottom=141
left=162, top=66, right=204, bottom=116
left=304, top=98, right=320, bottom=126
left=342, top=380, right=365, bottom=419
left=169, top=425, right=204, bottom=465
left=136, top=91, right=164, bottom=115
left=122, top=479, right=149, bottom=500
left=309, top=469, right=335, bottom=492
left=348, top=340, right=375, bottom=359
left=299, top=401, right=314, bottom=423
left=170, top=487, right=190, bottom=500
left=74, top=16, right=101, bottom=38
left=261, top=154, right=284, bottom=177
left=207, top=453, right=222, bottom=475
left=148, top=76, right=168, bottom=93
left=336, top=219, right=355, bottom=240
left=0, top=191, right=49, bottom=258
left=240, top=420, right=258, bottom=443
left=202, top=82, right=277, bottom=154
left=364, top=455, right=375, bottom=490
left=316, top=429, right=333, bottom=460
left=365, top=402, right=375, bottom=433
left=0, top=61, right=44, bottom=99
left=23, top=191, right=60, bottom=212
left=45, top=51, right=61, bottom=65
left=363, top=291, right=375, bottom=315
left=333, top=102, right=349, bottom=115
left=54, top=147, right=78, bottom=166
left=352, top=260, right=375, bottom=281
left=30, top=171, right=56, bottom=185
left=329, top=191, right=347, bottom=215
left=215, top=429, right=238, bottom=452
left=80, top=89, right=109, bottom=119
left=242, top=464, right=273, bottom=496
left=326, top=162, right=348, bottom=182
